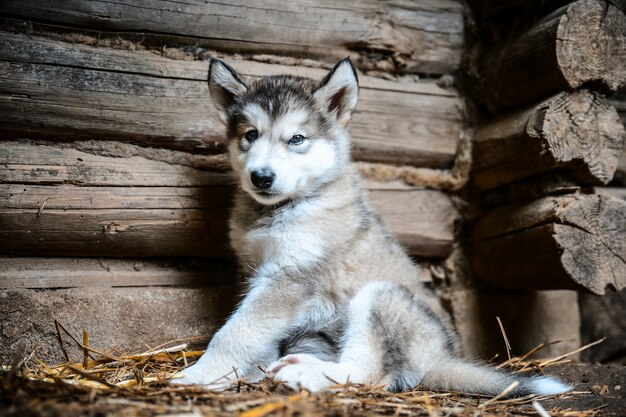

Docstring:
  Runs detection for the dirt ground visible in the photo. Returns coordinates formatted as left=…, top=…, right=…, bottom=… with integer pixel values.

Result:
left=542, top=363, right=626, bottom=416
left=1, top=363, right=624, bottom=417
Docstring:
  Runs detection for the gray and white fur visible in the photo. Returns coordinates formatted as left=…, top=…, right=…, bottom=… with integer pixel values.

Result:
left=175, top=58, right=571, bottom=396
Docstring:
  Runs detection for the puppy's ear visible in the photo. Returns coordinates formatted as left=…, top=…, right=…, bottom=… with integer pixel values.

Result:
left=208, top=59, right=248, bottom=125
left=314, top=58, right=359, bottom=127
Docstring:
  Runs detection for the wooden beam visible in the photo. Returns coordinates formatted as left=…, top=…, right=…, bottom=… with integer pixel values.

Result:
left=472, top=90, right=625, bottom=190
left=0, top=185, right=234, bottom=258
left=0, top=142, right=459, bottom=258
left=0, top=257, right=237, bottom=289
left=0, top=0, right=464, bottom=75
left=473, top=0, right=626, bottom=112
left=0, top=31, right=463, bottom=167
left=368, top=189, right=459, bottom=258
left=0, top=286, right=238, bottom=364
left=470, top=194, right=626, bottom=295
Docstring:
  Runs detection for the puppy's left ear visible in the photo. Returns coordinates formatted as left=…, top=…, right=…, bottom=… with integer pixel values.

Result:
left=208, top=58, right=248, bottom=125
left=314, top=58, right=359, bottom=127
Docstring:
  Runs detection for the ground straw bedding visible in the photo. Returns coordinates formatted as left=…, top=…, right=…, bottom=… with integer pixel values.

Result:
left=0, top=321, right=609, bottom=417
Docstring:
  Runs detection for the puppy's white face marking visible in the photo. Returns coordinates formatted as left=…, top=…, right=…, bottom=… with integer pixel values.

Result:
left=230, top=106, right=339, bottom=205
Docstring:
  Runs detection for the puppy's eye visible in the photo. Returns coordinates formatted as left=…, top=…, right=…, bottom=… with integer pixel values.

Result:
left=245, top=130, right=258, bottom=142
left=289, top=134, right=306, bottom=145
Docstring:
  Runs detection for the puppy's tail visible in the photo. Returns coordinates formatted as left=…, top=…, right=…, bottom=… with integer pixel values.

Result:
left=421, top=359, right=571, bottom=396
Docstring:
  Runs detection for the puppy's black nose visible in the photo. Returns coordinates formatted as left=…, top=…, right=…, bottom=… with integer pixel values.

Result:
left=251, top=169, right=275, bottom=189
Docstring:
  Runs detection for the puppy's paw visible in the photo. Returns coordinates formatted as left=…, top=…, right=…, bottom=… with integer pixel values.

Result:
left=171, top=363, right=233, bottom=390
left=269, top=353, right=324, bottom=374
left=270, top=354, right=345, bottom=392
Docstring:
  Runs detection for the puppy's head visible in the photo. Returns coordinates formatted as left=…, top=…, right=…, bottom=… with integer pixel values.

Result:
left=208, top=58, right=359, bottom=205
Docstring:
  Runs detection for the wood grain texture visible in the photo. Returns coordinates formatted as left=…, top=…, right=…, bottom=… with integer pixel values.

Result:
left=472, top=90, right=625, bottom=189
left=0, top=31, right=463, bottom=167
left=0, top=0, right=464, bottom=75
left=470, top=194, right=626, bottom=295
left=0, top=142, right=459, bottom=258
left=0, top=286, right=238, bottom=363
left=0, top=257, right=237, bottom=289
left=609, top=90, right=626, bottom=185
left=473, top=0, right=626, bottom=112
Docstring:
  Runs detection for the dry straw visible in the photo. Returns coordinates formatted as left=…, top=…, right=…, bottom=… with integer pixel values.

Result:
left=0, top=321, right=607, bottom=417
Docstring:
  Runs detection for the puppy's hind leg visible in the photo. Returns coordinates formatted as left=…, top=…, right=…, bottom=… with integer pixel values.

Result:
left=271, top=282, right=442, bottom=392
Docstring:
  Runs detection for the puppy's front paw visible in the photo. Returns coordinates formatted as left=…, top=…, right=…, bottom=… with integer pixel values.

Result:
left=171, top=363, right=233, bottom=390
left=270, top=354, right=342, bottom=392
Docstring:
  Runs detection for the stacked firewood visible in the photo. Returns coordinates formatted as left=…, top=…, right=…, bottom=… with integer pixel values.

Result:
left=467, top=0, right=626, bottom=295
left=457, top=0, right=626, bottom=359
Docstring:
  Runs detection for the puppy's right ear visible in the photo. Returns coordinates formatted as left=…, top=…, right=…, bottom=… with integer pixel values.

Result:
left=208, top=59, right=248, bottom=125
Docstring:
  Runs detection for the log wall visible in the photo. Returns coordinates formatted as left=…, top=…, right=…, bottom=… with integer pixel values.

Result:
left=466, top=0, right=626, bottom=296
left=3, top=0, right=622, bottom=364
left=0, top=1, right=464, bottom=75
left=460, top=0, right=626, bottom=360
left=0, top=1, right=468, bottom=362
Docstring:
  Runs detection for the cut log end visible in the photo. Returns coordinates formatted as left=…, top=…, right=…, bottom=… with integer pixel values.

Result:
left=554, top=195, right=626, bottom=294
left=472, top=90, right=625, bottom=190
left=473, top=0, right=626, bottom=112
left=471, top=194, right=626, bottom=295
left=557, top=0, right=626, bottom=92
left=536, top=90, right=626, bottom=184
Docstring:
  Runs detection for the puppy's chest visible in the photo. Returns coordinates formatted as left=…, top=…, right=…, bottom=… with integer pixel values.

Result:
left=239, top=220, right=325, bottom=270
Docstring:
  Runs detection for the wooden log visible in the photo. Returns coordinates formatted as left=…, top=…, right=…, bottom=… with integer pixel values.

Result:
left=473, top=0, right=626, bottom=113
left=0, top=31, right=463, bottom=168
left=367, top=188, right=460, bottom=258
left=472, top=90, right=625, bottom=190
left=0, top=0, right=464, bottom=75
left=0, top=142, right=459, bottom=258
left=612, top=91, right=626, bottom=127
left=470, top=194, right=626, bottom=295
left=480, top=172, right=583, bottom=208
left=609, top=91, right=626, bottom=185
left=597, top=186, right=626, bottom=200
left=0, top=185, right=234, bottom=258
left=0, top=286, right=238, bottom=363
left=0, top=257, right=236, bottom=289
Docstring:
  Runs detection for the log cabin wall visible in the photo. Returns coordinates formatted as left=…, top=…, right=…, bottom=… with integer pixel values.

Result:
left=461, top=0, right=626, bottom=360
left=0, top=1, right=469, bottom=363
left=1, top=1, right=624, bottom=366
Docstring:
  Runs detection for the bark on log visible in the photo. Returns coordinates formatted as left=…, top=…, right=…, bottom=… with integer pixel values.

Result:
left=0, top=0, right=464, bottom=75
left=474, top=0, right=626, bottom=113
left=470, top=194, right=626, bottom=295
left=472, top=90, right=625, bottom=190
left=0, top=31, right=463, bottom=168
left=0, top=142, right=459, bottom=258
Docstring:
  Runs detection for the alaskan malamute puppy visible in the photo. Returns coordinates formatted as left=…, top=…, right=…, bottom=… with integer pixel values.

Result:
left=176, top=58, right=570, bottom=395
